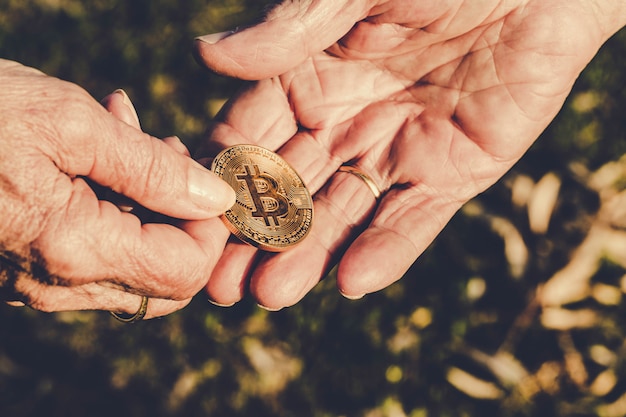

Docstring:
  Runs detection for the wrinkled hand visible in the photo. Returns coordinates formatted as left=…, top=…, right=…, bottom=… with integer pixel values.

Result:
left=193, top=0, right=625, bottom=309
left=0, top=60, right=235, bottom=318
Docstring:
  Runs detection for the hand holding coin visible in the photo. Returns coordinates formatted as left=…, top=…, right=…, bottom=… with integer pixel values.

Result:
left=194, top=0, right=621, bottom=309
left=0, top=68, right=234, bottom=318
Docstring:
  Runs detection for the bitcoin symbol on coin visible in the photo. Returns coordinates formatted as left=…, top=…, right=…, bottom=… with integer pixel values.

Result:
left=211, top=145, right=313, bottom=252
left=236, top=164, right=289, bottom=227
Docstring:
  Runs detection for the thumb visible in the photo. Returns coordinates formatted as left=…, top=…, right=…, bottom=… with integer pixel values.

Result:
left=93, top=121, right=234, bottom=220
left=60, top=93, right=235, bottom=221
left=194, top=0, right=372, bottom=80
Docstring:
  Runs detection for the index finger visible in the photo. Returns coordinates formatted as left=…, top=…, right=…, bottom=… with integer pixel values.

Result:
left=33, top=177, right=222, bottom=300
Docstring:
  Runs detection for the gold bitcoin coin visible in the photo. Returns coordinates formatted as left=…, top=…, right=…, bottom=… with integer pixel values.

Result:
left=210, top=144, right=313, bottom=252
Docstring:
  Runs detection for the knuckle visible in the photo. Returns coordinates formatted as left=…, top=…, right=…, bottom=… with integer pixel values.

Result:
left=37, top=80, right=96, bottom=138
left=0, top=166, right=54, bottom=250
left=166, top=262, right=210, bottom=300
left=32, top=231, right=82, bottom=281
left=138, top=142, right=182, bottom=202
left=110, top=134, right=182, bottom=205
left=132, top=248, right=211, bottom=301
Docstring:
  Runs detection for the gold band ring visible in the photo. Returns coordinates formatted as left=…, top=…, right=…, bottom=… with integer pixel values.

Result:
left=337, top=165, right=382, bottom=199
left=110, top=295, right=149, bottom=323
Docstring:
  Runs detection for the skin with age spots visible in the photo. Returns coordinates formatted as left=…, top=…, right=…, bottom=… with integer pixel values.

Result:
left=2, top=0, right=624, bottom=319
left=0, top=62, right=235, bottom=318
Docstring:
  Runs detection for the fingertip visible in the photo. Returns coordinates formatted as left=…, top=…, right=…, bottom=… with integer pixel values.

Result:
left=201, top=239, right=255, bottom=307
left=249, top=247, right=324, bottom=311
left=193, top=35, right=251, bottom=79
left=205, top=280, right=245, bottom=308
left=193, top=22, right=308, bottom=80
left=187, top=161, right=237, bottom=217
left=114, top=89, right=141, bottom=127
left=163, top=136, right=190, bottom=156
left=207, top=298, right=236, bottom=308
left=249, top=272, right=293, bottom=311
left=336, top=232, right=415, bottom=297
left=195, top=30, right=236, bottom=45
left=193, top=38, right=268, bottom=80
left=101, top=89, right=141, bottom=129
left=338, top=289, right=366, bottom=300
left=256, top=303, right=283, bottom=312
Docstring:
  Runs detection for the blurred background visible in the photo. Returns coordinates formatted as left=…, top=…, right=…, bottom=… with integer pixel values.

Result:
left=1, top=1, right=626, bottom=416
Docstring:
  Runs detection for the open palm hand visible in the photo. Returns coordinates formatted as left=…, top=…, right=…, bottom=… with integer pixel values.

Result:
left=193, top=0, right=622, bottom=309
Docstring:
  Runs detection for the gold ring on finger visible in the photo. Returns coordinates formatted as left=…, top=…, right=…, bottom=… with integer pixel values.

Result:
left=110, top=295, right=149, bottom=323
left=337, top=165, right=382, bottom=200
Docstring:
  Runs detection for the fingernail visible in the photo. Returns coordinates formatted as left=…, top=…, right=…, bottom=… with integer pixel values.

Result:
left=113, top=88, right=141, bottom=126
left=208, top=298, right=235, bottom=308
left=195, top=31, right=235, bottom=45
left=257, top=303, right=283, bottom=312
left=340, top=290, right=366, bottom=300
left=6, top=301, right=25, bottom=307
left=188, top=163, right=236, bottom=215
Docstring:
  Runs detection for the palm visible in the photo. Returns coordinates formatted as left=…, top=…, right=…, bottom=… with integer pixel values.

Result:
left=196, top=0, right=603, bottom=309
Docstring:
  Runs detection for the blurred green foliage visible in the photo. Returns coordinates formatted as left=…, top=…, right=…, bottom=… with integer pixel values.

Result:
left=1, top=1, right=626, bottom=417
left=0, top=0, right=269, bottom=143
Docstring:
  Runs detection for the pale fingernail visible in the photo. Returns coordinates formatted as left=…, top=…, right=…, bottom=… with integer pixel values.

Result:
left=195, top=31, right=234, bottom=45
left=113, top=89, right=141, bottom=127
left=340, top=290, right=366, bottom=300
left=6, top=301, right=25, bottom=307
left=188, top=163, right=236, bottom=215
left=257, top=303, right=283, bottom=312
left=208, top=298, right=236, bottom=308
